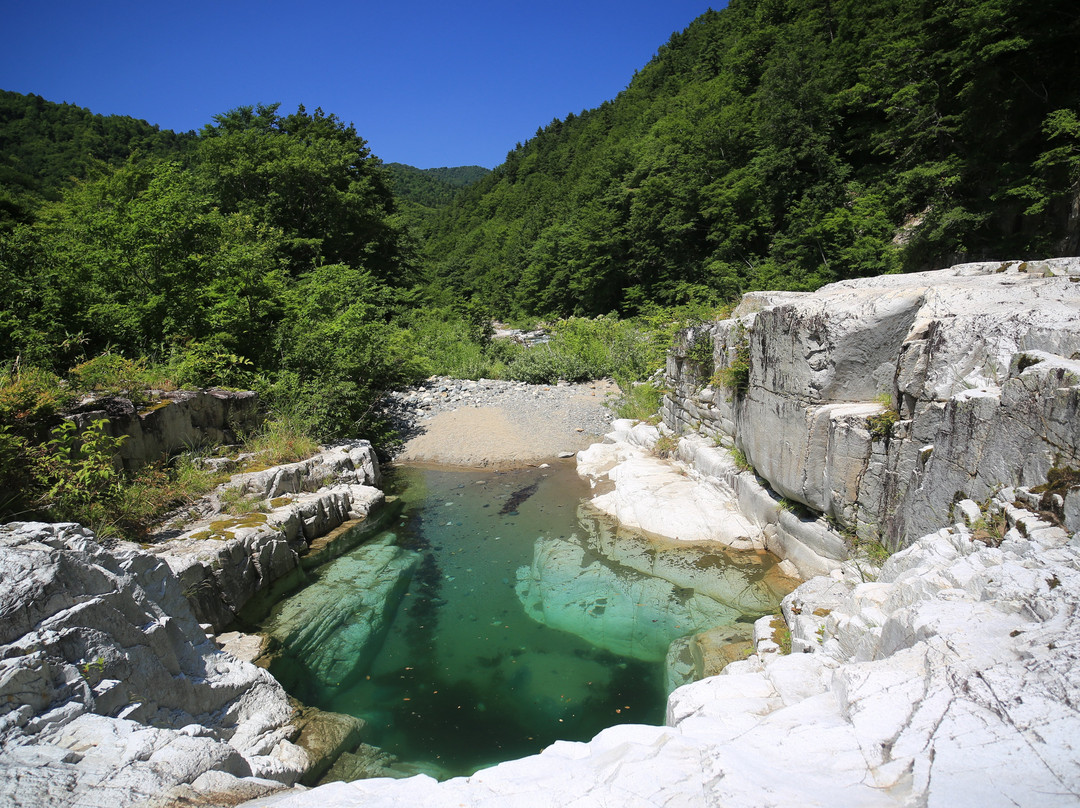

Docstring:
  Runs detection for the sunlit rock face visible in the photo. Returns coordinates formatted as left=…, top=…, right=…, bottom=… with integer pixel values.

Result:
left=263, top=535, right=421, bottom=689
left=515, top=510, right=793, bottom=661
left=665, top=258, right=1080, bottom=547
left=0, top=522, right=304, bottom=808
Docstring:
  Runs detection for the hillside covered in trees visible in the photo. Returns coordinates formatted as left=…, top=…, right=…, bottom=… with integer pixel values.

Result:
left=423, top=0, right=1080, bottom=316
left=1, top=0, right=1078, bottom=528
left=0, top=90, right=193, bottom=223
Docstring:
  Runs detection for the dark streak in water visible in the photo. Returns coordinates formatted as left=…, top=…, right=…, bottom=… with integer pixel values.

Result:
left=499, top=482, right=540, bottom=515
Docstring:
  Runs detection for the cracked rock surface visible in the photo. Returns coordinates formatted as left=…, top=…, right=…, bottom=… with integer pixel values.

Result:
left=0, top=522, right=305, bottom=808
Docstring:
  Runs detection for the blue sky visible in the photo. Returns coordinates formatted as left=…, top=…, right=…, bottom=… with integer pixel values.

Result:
left=2, top=1, right=720, bottom=169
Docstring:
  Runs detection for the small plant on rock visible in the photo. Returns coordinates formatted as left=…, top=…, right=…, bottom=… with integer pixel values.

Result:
left=712, top=324, right=751, bottom=393
left=729, top=447, right=753, bottom=473
left=653, top=433, right=679, bottom=458
left=867, top=397, right=900, bottom=441
left=770, top=616, right=792, bottom=655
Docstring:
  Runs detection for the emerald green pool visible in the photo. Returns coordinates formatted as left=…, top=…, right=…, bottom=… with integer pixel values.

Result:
left=264, top=461, right=789, bottom=779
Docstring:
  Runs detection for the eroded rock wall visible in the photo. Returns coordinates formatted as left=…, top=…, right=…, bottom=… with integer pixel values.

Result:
left=69, top=389, right=261, bottom=472
left=156, top=441, right=384, bottom=631
left=664, top=259, right=1080, bottom=547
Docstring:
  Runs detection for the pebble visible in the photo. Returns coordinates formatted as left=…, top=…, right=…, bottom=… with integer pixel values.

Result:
left=377, top=376, right=618, bottom=459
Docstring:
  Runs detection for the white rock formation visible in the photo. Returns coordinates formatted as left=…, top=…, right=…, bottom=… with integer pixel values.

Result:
left=577, top=422, right=761, bottom=551
left=0, top=522, right=304, bottom=808
left=580, top=421, right=846, bottom=579
left=155, top=440, right=385, bottom=630
left=665, top=258, right=1080, bottom=546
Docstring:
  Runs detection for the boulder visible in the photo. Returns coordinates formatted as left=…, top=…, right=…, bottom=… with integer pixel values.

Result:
left=69, top=389, right=260, bottom=472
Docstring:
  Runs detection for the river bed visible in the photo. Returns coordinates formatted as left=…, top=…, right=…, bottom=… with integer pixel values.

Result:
left=262, top=460, right=792, bottom=778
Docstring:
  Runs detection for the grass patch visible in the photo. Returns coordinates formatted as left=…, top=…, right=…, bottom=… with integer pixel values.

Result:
left=730, top=447, right=753, bottom=473
left=653, top=433, right=679, bottom=458
left=613, top=380, right=664, bottom=421
left=770, top=616, right=792, bottom=654
left=711, top=323, right=750, bottom=393
left=242, top=417, right=320, bottom=467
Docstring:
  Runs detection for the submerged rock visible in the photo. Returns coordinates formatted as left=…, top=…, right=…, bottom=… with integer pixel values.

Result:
left=263, top=534, right=421, bottom=689
left=515, top=532, right=744, bottom=661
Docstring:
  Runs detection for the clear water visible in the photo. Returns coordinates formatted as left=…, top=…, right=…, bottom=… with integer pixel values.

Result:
left=265, top=461, right=788, bottom=778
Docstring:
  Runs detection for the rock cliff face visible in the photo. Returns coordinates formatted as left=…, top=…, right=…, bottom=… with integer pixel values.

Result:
left=664, top=258, right=1080, bottom=547
left=0, top=522, right=303, bottom=807
left=69, top=389, right=261, bottom=472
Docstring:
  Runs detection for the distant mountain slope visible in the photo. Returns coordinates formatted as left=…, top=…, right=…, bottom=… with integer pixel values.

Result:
left=0, top=90, right=193, bottom=222
left=424, top=0, right=1080, bottom=318
left=383, top=162, right=491, bottom=208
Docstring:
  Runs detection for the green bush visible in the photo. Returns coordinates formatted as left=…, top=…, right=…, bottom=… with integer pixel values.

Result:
left=713, top=325, right=751, bottom=393
left=170, top=340, right=255, bottom=390
left=31, top=418, right=127, bottom=534
left=613, top=381, right=664, bottom=421
left=0, top=363, right=69, bottom=429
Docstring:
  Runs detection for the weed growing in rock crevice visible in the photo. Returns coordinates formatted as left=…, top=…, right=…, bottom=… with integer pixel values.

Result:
left=712, top=324, right=751, bottom=393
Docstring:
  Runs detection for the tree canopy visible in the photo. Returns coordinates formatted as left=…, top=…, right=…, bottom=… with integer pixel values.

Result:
left=420, top=0, right=1080, bottom=317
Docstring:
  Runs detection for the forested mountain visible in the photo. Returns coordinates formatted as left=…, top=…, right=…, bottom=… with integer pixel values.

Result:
left=423, top=0, right=1080, bottom=317
left=3, top=0, right=1079, bottom=527
left=384, top=163, right=491, bottom=208
left=0, top=90, right=193, bottom=224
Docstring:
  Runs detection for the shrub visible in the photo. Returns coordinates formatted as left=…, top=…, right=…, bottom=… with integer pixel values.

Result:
left=31, top=418, right=127, bottom=535
left=653, top=433, right=679, bottom=458
left=613, top=381, right=664, bottom=421
left=0, top=363, right=69, bottom=430
left=867, top=408, right=899, bottom=441
left=67, top=353, right=169, bottom=400
left=170, top=340, right=255, bottom=390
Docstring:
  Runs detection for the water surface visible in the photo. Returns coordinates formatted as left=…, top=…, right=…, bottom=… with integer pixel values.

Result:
left=266, top=461, right=788, bottom=777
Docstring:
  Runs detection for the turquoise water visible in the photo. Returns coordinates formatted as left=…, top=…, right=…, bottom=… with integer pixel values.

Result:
left=265, top=461, right=787, bottom=778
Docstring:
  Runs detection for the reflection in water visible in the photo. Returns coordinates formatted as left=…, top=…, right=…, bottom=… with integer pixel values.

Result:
left=515, top=508, right=794, bottom=661
left=261, top=463, right=795, bottom=780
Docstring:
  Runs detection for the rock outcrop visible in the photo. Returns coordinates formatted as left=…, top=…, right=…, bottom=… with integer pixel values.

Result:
left=69, top=389, right=261, bottom=472
left=155, top=441, right=384, bottom=630
left=664, top=258, right=1080, bottom=547
left=579, top=420, right=845, bottom=578
left=0, top=522, right=304, bottom=808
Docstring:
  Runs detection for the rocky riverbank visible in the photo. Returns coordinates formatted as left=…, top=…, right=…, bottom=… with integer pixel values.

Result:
left=379, top=376, right=618, bottom=467
left=235, top=259, right=1080, bottom=807
left=4, top=260, right=1080, bottom=807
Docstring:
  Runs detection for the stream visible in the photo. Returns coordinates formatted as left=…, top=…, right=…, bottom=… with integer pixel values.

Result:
left=261, top=461, right=793, bottom=779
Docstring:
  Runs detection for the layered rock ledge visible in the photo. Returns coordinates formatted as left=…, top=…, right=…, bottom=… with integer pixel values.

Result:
left=665, top=258, right=1080, bottom=547
left=154, top=441, right=384, bottom=631
left=0, top=522, right=304, bottom=808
